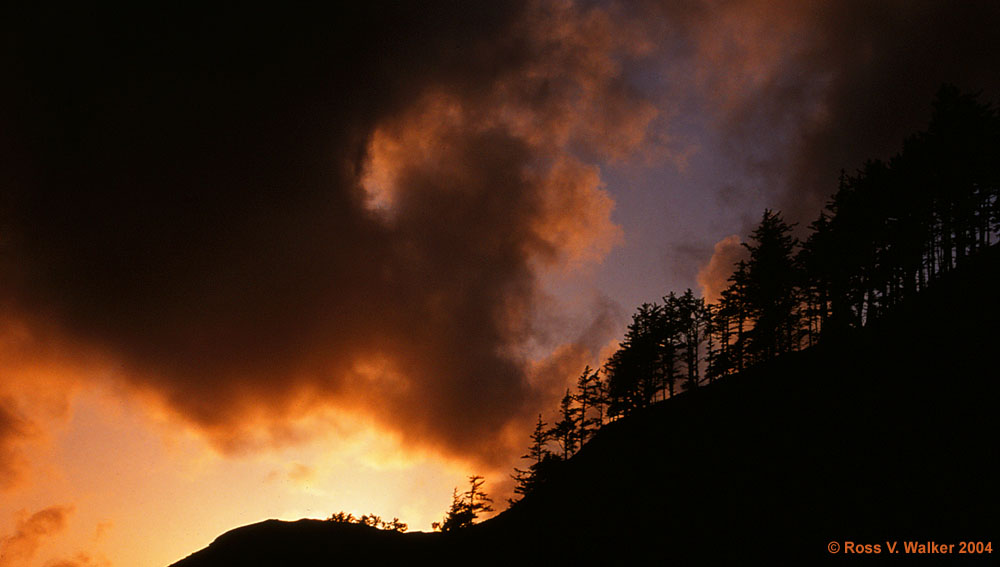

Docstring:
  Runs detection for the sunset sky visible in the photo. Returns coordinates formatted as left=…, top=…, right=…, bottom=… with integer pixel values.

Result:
left=2, top=2, right=998, bottom=565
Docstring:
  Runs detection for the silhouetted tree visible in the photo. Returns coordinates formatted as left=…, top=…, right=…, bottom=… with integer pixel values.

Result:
left=511, top=86, right=1000, bottom=511
left=386, top=518, right=408, bottom=532
left=434, top=476, right=494, bottom=532
left=667, top=290, right=710, bottom=390
left=715, top=260, right=750, bottom=375
left=798, top=85, right=1000, bottom=339
left=434, top=488, right=471, bottom=532
left=575, top=366, right=606, bottom=439
left=704, top=302, right=726, bottom=383
left=512, top=414, right=557, bottom=500
left=742, top=209, right=799, bottom=361
left=606, top=302, right=680, bottom=417
left=327, top=511, right=408, bottom=532
left=910, top=85, right=1000, bottom=269
left=548, top=389, right=581, bottom=459
left=797, top=211, right=837, bottom=341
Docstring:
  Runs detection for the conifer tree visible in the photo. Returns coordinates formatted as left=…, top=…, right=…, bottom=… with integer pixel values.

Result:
left=668, top=289, right=710, bottom=390
left=548, top=389, right=581, bottom=459
left=742, top=209, right=799, bottom=361
left=713, top=260, right=749, bottom=375
left=512, top=414, right=556, bottom=499
left=574, top=366, right=603, bottom=444
left=435, top=476, right=494, bottom=532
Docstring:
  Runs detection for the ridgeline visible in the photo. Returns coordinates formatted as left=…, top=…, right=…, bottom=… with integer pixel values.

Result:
left=171, top=245, right=998, bottom=566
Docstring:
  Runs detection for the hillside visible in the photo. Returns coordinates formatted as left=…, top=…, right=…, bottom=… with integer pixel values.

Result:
left=171, top=246, right=999, bottom=566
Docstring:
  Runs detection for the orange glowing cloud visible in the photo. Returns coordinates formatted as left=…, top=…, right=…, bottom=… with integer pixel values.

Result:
left=530, top=157, right=623, bottom=270
left=0, top=1, right=663, bottom=478
left=0, top=400, right=34, bottom=493
left=4, top=0, right=990, bottom=491
left=0, top=318, right=115, bottom=492
left=697, top=234, right=745, bottom=303
left=42, top=554, right=111, bottom=567
left=686, top=0, right=813, bottom=115
left=0, top=505, right=74, bottom=567
left=288, top=463, right=317, bottom=486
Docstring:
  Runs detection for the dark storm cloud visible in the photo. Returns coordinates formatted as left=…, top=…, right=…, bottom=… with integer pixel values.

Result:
left=6, top=0, right=989, bottom=472
left=0, top=2, right=646, bottom=464
left=779, top=0, right=1000, bottom=222
left=673, top=0, right=1000, bottom=225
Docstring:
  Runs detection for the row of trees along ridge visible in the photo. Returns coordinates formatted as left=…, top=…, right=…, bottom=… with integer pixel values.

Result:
left=510, top=85, right=1000, bottom=502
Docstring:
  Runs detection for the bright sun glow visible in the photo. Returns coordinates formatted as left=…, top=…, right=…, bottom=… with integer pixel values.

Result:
left=0, top=385, right=477, bottom=566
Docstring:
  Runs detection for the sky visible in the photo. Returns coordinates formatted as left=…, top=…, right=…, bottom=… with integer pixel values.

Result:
left=1, top=2, right=998, bottom=565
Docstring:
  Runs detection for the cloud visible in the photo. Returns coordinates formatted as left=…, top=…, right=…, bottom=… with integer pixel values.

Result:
left=0, top=399, right=34, bottom=492
left=0, top=505, right=74, bottom=567
left=0, top=319, right=107, bottom=492
left=287, top=463, right=317, bottom=486
left=697, top=235, right=745, bottom=304
left=93, top=521, right=113, bottom=543
left=664, top=241, right=712, bottom=288
left=6, top=0, right=994, bottom=477
left=671, top=0, right=1000, bottom=223
left=0, top=2, right=651, bottom=467
left=43, top=553, right=112, bottom=567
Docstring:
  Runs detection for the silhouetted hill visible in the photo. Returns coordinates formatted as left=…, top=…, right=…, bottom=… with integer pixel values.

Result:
left=171, top=246, right=999, bottom=566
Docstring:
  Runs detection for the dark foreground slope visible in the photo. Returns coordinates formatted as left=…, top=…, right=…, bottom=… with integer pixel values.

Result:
left=172, top=247, right=999, bottom=566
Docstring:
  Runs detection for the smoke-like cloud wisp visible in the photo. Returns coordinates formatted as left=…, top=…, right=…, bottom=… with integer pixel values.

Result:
left=0, top=505, right=74, bottom=567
